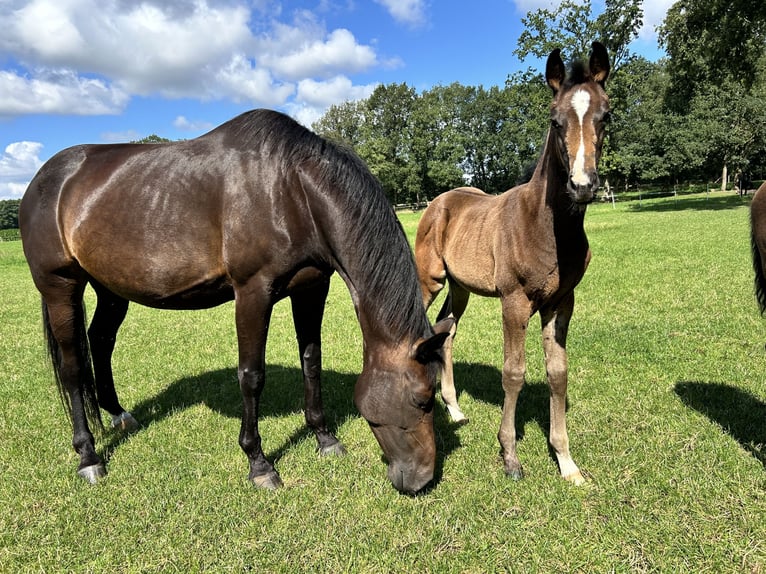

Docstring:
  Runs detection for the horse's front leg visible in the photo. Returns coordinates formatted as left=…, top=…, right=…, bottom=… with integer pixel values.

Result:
left=540, top=294, right=586, bottom=485
left=290, top=279, right=345, bottom=456
left=498, top=294, right=532, bottom=479
left=235, top=283, right=281, bottom=489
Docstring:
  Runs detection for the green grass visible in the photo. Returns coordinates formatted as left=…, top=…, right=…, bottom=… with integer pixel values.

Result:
left=1, top=190, right=764, bottom=572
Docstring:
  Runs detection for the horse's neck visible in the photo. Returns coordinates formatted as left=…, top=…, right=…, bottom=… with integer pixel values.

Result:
left=521, top=130, right=584, bottom=232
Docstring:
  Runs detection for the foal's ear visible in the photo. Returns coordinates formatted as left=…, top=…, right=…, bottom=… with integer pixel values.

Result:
left=413, top=318, right=454, bottom=364
left=546, top=48, right=566, bottom=94
left=589, top=41, right=611, bottom=87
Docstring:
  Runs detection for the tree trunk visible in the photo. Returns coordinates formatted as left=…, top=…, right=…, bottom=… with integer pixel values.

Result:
left=721, top=164, right=727, bottom=191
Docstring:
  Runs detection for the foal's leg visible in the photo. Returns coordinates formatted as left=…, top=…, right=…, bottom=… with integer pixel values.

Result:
left=88, top=284, right=138, bottom=431
left=498, top=294, right=532, bottom=480
left=436, top=282, right=469, bottom=423
left=540, top=294, right=585, bottom=485
left=234, top=282, right=281, bottom=489
left=290, top=280, right=346, bottom=456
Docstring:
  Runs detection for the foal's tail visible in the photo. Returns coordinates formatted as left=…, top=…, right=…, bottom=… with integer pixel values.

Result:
left=42, top=299, right=104, bottom=433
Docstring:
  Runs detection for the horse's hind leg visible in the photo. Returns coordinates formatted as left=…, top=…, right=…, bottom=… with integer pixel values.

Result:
left=88, top=283, right=138, bottom=431
left=436, top=281, right=469, bottom=423
left=540, top=295, right=585, bottom=485
left=290, top=279, right=346, bottom=456
left=43, top=289, right=106, bottom=482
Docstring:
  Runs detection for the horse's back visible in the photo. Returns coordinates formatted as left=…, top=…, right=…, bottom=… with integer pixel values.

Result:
left=416, top=187, right=506, bottom=297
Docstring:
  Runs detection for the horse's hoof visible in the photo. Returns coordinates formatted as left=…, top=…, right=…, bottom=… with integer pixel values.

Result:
left=250, top=471, right=284, bottom=490
left=504, top=466, right=524, bottom=481
left=318, top=442, right=347, bottom=457
left=111, top=411, right=139, bottom=431
left=77, top=463, right=107, bottom=484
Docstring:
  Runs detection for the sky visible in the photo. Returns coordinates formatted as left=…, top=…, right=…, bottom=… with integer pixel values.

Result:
left=0, top=0, right=675, bottom=201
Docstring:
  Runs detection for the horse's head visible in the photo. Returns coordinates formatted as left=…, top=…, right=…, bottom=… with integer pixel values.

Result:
left=546, top=42, right=611, bottom=211
left=354, top=319, right=452, bottom=494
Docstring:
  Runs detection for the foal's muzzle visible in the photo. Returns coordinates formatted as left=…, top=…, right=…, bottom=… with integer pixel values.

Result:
left=568, top=174, right=600, bottom=209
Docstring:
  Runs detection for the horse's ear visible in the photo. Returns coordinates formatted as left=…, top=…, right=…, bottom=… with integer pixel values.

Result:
left=413, top=318, right=454, bottom=364
left=546, top=48, right=566, bottom=94
left=589, top=41, right=610, bottom=87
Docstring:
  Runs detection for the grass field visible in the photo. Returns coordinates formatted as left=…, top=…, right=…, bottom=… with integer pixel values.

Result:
left=0, top=191, right=764, bottom=572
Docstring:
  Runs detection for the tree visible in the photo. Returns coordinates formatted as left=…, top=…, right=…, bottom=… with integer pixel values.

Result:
left=0, top=199, right=20, bottom=230
left=659, top=0, right=766, bottom=110
left=132, top=135, right=171, bottom=144
left=515, top=0, right=643, bottom=70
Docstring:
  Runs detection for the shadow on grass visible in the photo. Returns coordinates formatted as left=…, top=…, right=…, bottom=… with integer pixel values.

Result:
left=675, top=381, right=766, bottom=467
left=449, top=362, right=564, bottom=468
left=627, top=192, right=751, bottom=213
left=103, top=364, right=464, bottom=488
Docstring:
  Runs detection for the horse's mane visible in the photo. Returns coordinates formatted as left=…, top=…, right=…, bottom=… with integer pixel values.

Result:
left=217, top=109, right=431, bottom=341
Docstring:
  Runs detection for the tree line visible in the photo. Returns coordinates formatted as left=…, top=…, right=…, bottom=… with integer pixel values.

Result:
left=313, top=0, right=766, bottom=205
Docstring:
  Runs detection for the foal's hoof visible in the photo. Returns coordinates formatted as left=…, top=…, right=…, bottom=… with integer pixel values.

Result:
left=446, top=405, right=468, bottom=425
left=77, top=463, right=107, bottom=484
left=250, top=471, right=284, bottom=490
left=318, top=442, right=347, bottom=457
left=563, top=470, right=587, bottom=486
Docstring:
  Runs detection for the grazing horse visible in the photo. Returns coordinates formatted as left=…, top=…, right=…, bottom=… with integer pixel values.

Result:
left=415, top=43, right=611, bottom=485
left=751, top=182, right=766, bottom=319
left=20, top=109, right=451, bottom=494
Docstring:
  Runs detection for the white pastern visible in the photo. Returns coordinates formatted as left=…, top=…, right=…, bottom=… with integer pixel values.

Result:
left=570, top=89, right=591, bottom=187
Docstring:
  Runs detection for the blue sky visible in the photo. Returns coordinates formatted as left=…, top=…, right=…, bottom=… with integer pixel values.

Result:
left=0, top=0, right=673, bottom=200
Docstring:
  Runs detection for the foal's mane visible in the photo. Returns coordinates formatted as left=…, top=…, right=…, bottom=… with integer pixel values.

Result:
left=220, top=109, right=431, bottom=341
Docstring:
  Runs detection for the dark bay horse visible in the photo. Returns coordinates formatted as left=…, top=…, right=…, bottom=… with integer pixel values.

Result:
left=20, top=109, right=451, bottom=494
left=751, top=182, right=766, bottom=319
left=415, top=43, right=611, bottom=485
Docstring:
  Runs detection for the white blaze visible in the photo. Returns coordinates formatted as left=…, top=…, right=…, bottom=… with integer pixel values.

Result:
left=570, top=89, right=590, bottom=187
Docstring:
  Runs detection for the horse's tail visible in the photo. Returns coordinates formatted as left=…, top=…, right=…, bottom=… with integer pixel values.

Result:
left=751, top=219, right=766, bottom=316
left=42, top=299, right=103, bottom=433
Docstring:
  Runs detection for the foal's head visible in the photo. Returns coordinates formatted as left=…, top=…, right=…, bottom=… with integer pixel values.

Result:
left=545, top=42, right=611, bottom=211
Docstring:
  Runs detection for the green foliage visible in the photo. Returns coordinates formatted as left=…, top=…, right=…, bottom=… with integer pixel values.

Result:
left=1, top=197, right=764, bottom=571
left=0, top=228, right=20, bottom=241
left=659, top=0, right=766, bottom=108
left=514, top=0, right=643, bottom=69
left=0, top=199, right=20, bottom=230
left=131, top=134, right=172, bottom=144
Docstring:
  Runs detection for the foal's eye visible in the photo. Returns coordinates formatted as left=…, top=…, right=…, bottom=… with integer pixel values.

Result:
left=602, top=111, right=612, bottom=124
left=551, top=118, right=563, bottom=130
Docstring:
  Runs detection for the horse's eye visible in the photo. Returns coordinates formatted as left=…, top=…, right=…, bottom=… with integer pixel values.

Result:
left=412, top=392, right=434, bottom=411
left=551, top=119, right=562, bottom=130
left=602, top=111, right=612, bottom=124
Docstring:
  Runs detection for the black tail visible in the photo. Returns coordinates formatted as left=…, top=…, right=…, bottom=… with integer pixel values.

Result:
left=42, top=299, right=103, bottom=433
left=752, top=221, right=766, bottom=316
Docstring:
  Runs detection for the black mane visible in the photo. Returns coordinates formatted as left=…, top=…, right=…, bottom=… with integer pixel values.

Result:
left=218, top=109, right=432, bottom=341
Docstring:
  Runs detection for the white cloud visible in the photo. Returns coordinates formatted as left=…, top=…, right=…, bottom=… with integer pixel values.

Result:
left=0, top=69, right=129, bottom=116
left=173, top=116, right=214, bottom=133
left=296, top=76, right=378, bottom=108
left=0, top=0, right=381, bottom=115
left=261, top=28, right=377, bottom=81
left=639, top=0, right=675, bottom=42
left=374, top=0, right=427, bottom=26
left=288, top=76, right=378, bottom=128
left=0, top=141, right=44, bottom=199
